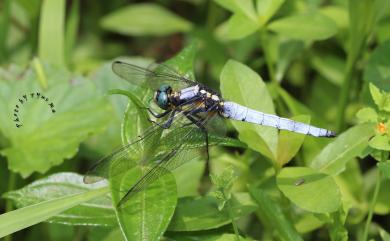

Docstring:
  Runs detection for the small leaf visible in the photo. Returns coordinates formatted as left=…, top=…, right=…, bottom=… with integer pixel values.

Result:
left=218, top=13, right=260, bottom=40
left=356, top=107, right=378, bottom=123
left=277, top=167, right=341, bottom=213
left=369, top=82, right=390, bottom=112
left=214, top=0, right=257, bottom=21
left=168, top=193, right=257, bottom=231
left=111, top=167, right=177, bottom=241
left=369, top=135, right=390, bottom=151
left=310, top=124, right=375, bottom=175
left=220, top=60, right=277, bottom=161
left=256, top=0, right=285, bottom=26
left=100, top=3, right=192, bottom=36
left=3, top=172, right=115, bottom=226
left=378, top=161, right=390, bottom=179
left=276, top=115, right=310, bottom=167
left=267, top=12, right=338, bottom=41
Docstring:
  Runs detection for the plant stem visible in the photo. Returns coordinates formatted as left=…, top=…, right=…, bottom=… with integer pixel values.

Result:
left=336, top=56, right=357, bottom=132
left=362, top=152, right=385, bottom=241
left=4, top=173, right=17, bottom=241
left=259, top=31, right=277, bottom=84
left=225, top=193, right=240, bottom=241
left=0, top=0, right=11, bottom=63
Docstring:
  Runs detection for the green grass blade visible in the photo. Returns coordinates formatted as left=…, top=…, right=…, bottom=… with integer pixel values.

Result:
left=0, top=187, right=109, bottom=238
left=38, top=0, right=65, bottom=66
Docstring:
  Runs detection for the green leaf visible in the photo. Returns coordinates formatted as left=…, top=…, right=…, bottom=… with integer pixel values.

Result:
left=38, top=0, right=65, bottom=66
left=248, top=186, right=304, bottom=241
left=0, top=186, right=108, bottom=238
left=218, top=13, right=260, bottom=40
left=214, top=0, right=257, bottom=21
left=0, top=63, right=112, bottom=177
left=365, top=41, right=390, bottom=92
left=310, top=124, right=375, bottom=175
left=276, top=167, right=341, bottom=213
left=276, top=115, right=310, bottom=167
left=320, top=6, right=349, bottom=30
left=329, top=208, right=348, bottom=241
left=100, top=3, right=192, bottom=36
left=369, top=135, right=390, bottom=151
left=356, top=107, right=378, bottom=123
left=111, top=167, right=177, bottom=241
left=267, top=12, right=338, bottom=41
left=378, top=161, right=390, bottom=179
left=3, top=172, right=115, bottom=226
left=220, top=60, right=277, bottom=161
left=256, top=0, right=285, bottom=26
left=168, top=193, right=257, bottom=231
left=369, top=83, right=390, bottom=111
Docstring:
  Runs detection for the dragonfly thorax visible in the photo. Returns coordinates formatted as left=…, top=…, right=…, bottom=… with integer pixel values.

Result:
left=154, top=84, right=172, bottom=110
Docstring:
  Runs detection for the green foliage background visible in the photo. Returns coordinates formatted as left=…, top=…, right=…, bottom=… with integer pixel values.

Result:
left=0, top=0, right=390, bottom=240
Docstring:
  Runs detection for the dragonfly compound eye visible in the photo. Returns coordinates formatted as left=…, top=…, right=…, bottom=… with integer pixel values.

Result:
left=154, top=84, right=172, bottom=110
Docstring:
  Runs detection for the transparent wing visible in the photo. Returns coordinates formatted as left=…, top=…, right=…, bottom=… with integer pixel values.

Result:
left=117, top=107, right=219, bottom=208
left=83, top=98, right=204, bottom=184
left=112, top=60, right=197, bottom=90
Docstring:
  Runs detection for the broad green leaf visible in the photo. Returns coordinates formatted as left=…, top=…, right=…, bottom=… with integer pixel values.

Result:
left=248, top=186, right=304, bottom=241
left=167, top=233, right=254, bottom=241
left=214, top=0, right=257, bottom=21
left=267, top=12, right=338, bottom=41
left=276, top=39, right=305, bottom=82
left=220, top=60, right=277, bottom=161
left=256, top=0, right=285, bottom=26
left=100, top=3, right=192, bottom=36
left=356, top=107, right=378, bottom=123
left=379, top=227, right=390, bottom=241
left=3, top=172, right=115, bottom=226
left=38, top=0, right=65, bottom=66
left=16, top=0, right=41, bottom=18
left=276, top=115, right=310, bottom=168
left=168, top=193, right=257, bottom=231
left=369, top=83, right=390, bottom=112
left=218, top=14, right=260, bottom=40
left=111, top=166, right=177, bottom=241
left=0, top=186, right=109, bottom=238
left=378, top=161, right=390, bottom=179
left=0, top=62, right=112, bottom=177
left=364, top=41, right=390, bottom=92
left=369, top=135, right=390, bottom=151
left=310, top=124, right=375, bottom=175
left=276, top=167, right=341, bottom=213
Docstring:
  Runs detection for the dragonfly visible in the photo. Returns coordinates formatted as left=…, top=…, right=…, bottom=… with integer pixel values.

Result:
left=84, top=60, right=336, bottom=207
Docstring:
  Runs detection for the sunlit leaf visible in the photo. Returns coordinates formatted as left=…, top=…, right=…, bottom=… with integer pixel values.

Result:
left=101, top=3, right=192, bottom=36
left=310, top=124, right=375, bottom=175
left=0, top=62, right=112, bottom=177
left=277, top=167, right=341, bottom=213
left=220, top=60, right=277, bottom=161
left=267, top=12, right=338, bottom=41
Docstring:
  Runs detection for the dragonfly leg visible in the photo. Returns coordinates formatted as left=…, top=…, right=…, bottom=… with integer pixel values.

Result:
left=186, top=114, right=210, bottom=163
left=148, top=110, right=176, bottom=129
left=145, top=108, right=171, bottom=118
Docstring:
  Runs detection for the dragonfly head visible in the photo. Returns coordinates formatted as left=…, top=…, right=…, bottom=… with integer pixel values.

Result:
left=154, top=84, right=172, bottom=110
